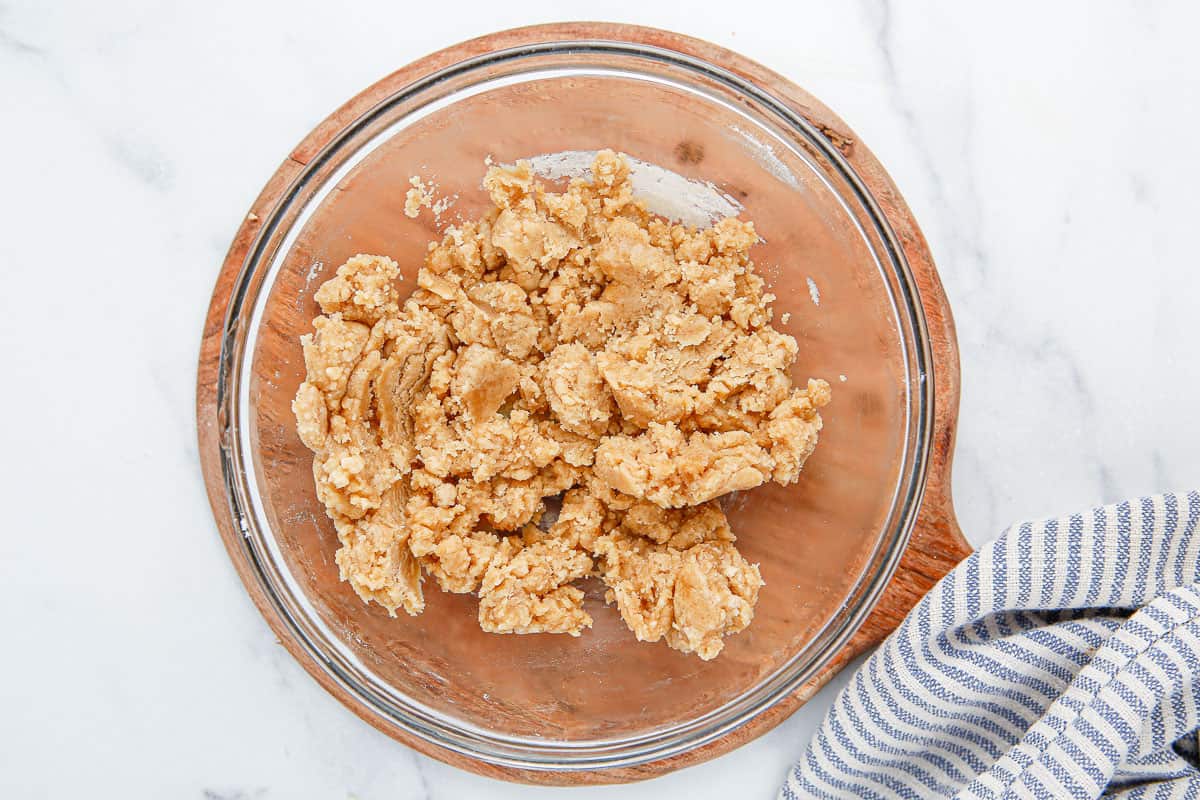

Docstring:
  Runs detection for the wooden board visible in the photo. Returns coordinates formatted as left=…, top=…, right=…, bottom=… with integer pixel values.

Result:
left=196, top=22, right=969, bottom=785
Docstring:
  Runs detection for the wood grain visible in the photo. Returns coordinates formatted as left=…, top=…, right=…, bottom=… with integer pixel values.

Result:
left=196, top=22, right=970, bottom=785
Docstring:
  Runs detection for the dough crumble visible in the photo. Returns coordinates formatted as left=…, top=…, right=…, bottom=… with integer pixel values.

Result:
left=404, top=176, right=434, bottom=218
left=293, top=151, right=831, bottom=659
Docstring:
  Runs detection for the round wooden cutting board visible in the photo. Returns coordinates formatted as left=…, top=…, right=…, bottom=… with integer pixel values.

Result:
left=196, top=22, right=970, bottom=785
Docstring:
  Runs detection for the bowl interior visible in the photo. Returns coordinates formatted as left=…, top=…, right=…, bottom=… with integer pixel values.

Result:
left=234, top=47, right=923, bottom=757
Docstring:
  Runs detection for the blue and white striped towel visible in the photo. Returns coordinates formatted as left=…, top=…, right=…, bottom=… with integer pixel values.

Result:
left=784, top=492, right=1200, bottom=799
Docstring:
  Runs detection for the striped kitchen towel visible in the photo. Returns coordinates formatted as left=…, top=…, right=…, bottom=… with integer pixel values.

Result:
left=783, top=491, right=1200, bottom=799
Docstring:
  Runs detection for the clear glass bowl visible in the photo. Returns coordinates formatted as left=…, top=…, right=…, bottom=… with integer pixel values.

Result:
left=215, top=32, right=932, bottom=775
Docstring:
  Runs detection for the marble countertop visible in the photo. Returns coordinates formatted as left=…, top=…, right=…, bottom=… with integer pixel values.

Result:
left=4, top=1, right=1198, bottom=797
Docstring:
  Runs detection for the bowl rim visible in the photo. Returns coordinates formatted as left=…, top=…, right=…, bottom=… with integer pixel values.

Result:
left=196, top=22, right=967, bottom=785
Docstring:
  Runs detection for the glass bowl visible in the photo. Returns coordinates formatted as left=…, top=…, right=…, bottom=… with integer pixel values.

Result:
left=199, top=23, right=947, bottom=782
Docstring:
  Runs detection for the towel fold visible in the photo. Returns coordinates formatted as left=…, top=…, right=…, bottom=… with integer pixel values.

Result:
left=783, top=492, right=1200, bottom=800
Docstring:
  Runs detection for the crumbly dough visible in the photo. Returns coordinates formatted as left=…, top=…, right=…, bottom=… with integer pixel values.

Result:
left=293, top=151, right=831, bottom=659
left=404, top=176, right=434, bottom=218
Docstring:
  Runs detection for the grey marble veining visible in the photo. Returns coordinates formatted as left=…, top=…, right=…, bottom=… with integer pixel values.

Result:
left=2, top=1, right=1197, bottom=797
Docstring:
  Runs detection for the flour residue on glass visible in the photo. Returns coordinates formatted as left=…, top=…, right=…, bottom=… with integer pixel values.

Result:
left=524, top=149, right=743, bottom=228
left=806, top=277, right=821, bottom=307
left=729, top=126, right=801, bottom=190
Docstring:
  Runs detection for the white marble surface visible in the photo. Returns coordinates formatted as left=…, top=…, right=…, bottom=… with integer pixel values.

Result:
left=3, top=1, right=1199, bottom=797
